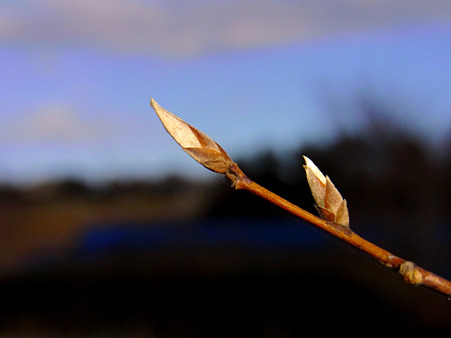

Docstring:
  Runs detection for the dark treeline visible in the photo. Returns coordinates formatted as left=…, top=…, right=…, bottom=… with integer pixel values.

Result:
left=0, top=175, right=202, bottom=202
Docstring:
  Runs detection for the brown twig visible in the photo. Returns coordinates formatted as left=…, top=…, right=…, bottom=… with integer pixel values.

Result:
left=225, top=162, right=451, bottom=297
left=151, top=98, right=451, bottom=297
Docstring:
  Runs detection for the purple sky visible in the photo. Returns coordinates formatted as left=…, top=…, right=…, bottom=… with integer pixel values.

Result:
left=1, top=1, right=451, bottom=184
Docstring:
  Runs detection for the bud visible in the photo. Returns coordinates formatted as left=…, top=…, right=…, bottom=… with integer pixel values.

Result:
left=303, top=156, right=349, bottom=227
left=151, top=98, right=234, bottom=174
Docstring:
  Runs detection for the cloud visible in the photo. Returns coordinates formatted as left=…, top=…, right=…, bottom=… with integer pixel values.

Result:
left=1, top=0, right=450, bottom=57
left=0, top=102, right=114, bottom=144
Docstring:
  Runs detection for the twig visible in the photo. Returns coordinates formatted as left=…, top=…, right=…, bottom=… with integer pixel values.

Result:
left=225, top=162, right=451, bottom=296
left=151, top=98, right=451, bottom=297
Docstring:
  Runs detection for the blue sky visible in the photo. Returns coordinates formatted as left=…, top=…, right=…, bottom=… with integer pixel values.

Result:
left=1, top=1, right=451, bottom=184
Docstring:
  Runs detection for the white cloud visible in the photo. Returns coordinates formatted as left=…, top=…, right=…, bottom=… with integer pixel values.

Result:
left=1, top=0, right=450, bottom=57
left=0, top=102, right=113, bottom=144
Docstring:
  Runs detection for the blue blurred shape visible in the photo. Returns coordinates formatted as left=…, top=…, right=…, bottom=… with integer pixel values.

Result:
left=77, top=217, right=329, bottom=257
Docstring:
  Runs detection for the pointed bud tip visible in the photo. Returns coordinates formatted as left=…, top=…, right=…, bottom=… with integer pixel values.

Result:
left=150, top=98, right=164, bottom=117
left=303, top=155, right=326, bottom=185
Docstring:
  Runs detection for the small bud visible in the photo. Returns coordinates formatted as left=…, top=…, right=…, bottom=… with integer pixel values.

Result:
left=400, top=261, right=423, bottom=285
left=303, top=156, right=350, bottom=227
left=151, top=98, right=234, bottom=174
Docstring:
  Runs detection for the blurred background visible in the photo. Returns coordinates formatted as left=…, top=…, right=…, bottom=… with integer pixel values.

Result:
left=1, top=0, right=451, bottom=336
